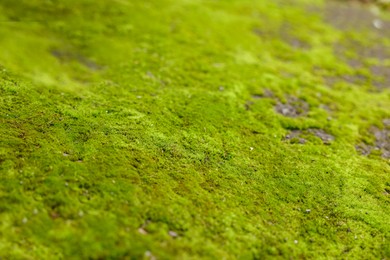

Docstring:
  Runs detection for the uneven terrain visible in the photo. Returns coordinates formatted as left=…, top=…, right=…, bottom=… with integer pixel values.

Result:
left=0, top=0, right=389, bottom=259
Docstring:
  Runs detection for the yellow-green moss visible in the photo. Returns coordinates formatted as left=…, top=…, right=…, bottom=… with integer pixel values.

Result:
left=0, top=0, right=389, bottom=259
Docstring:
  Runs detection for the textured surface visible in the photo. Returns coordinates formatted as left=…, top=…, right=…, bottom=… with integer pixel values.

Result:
left=0, top=0, right=389, bottom=259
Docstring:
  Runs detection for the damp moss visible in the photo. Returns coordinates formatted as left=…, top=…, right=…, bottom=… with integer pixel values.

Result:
left=0, top=0, right=389, bottom=259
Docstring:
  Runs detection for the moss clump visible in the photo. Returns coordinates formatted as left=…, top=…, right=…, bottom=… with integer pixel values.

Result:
left=0, top=0, right=389, bottom=259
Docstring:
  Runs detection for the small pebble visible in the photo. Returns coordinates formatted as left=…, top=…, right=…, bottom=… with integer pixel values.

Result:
left=138, top=228, right=148, bottom=235
left=144, top=251, right=156, bottom=260
left=169, top=231, right=178, bottom=238
left=282, top=108, right=290, bottom=115
left=373, top=19, right=383, bottom=29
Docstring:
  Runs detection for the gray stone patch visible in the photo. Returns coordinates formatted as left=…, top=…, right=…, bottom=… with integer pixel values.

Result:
left=373, top=127, right=390, bottom=158
left=253, top=23, right=311, bottom=50
left=371, top=65, right=390, bottom=89
left=326, top=41, right=390, bottom=89
left=245, top=100, right=254, bottom=111
left=355, top=143, right=372, bottom=156
left=308, top=129, right=335, bottom=144
left=323, top=1, right=390, bottom=33
left=279, top=23, right=311, bottom=50
left=318, top=1, right=390, bottom=90
left=275, top=96, right=309, bottom=117
left=51, top=49, right=102, bottom=70
left=252, top=89, right=274, bottom=99
left=356, top=119, right=390, bottom=158
left=284, top=129, right=334, bottom=145
left=323, top=74, right=368, bottom=87
left=284, top=130, right=307, bottom=144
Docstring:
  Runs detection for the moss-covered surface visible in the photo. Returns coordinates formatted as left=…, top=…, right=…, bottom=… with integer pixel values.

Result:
left=0, top=0, right=389, bottom=259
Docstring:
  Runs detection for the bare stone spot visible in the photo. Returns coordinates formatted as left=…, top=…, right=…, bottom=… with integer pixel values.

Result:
left=308, top=129, right=335, bottom=144
left=343, top=74, right=368, bottom=84
left=284, top=130, right=307, bottom=144
left=284, top=129, right=334, bottom=145
left=168, top=231, right=179, bottom=238
left=325, top=40, right=390, bottom=89
left=323, top=76, right=338, bottom=87
left=356, top=143, right=372, bottom=156
left=51, top=49, right=102, bottom=71
left=356, top=121, right=390, bottom=158
left=263, top=89, right=274, bottom=98
left=331, top=40, right=362, bottom=70
left=279, top=23, right=311, bottom=50
left=372, top=127, right=390, bottom=157
left=324, top=74, right=368, bottom=87
left=253, top=24, right=311, bottom=50
left=383, top=118, right=390, bottom=127
left=276, top=103, right=298, bottom=117
left=326, top=44, right=390, bottom=89
left=146, top=71, right=155, bottom=79
left=383, top=150, right=390, bottom=159
left=323, top=2, right=384, bottom=32
left=252, top=28, right=271, bottom=38
left=275, top=97, right=309, bottom=117
left=333, top=40, right=389, bottom=70
left=370, top=65, right=390, bottom=89
left=280, top=72, right=295, bottom=78
left=245, top=100, right=254, bottom=111
left=319, top=104, right=331, bottom=112
left=138, top=228, right=148, bottom=235
left=252, top=89, right=274, bottom=99
left=318, top=1, right=390, bottom=90
left=361, top=45, right=389, bottom=62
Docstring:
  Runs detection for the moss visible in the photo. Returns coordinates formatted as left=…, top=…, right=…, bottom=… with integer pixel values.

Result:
left=0, top=0, right=389, bottom=259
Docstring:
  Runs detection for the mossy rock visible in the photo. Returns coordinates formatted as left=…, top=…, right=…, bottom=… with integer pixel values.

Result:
left=0, top=0, right=389, bottom=259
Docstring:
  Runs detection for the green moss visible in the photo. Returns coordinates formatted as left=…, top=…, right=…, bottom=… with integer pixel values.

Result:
left=0, top=0, right=389, bottom=259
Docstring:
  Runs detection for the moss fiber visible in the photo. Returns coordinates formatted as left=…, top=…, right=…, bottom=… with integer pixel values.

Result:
left=0, top=0, right=389, bottom=259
